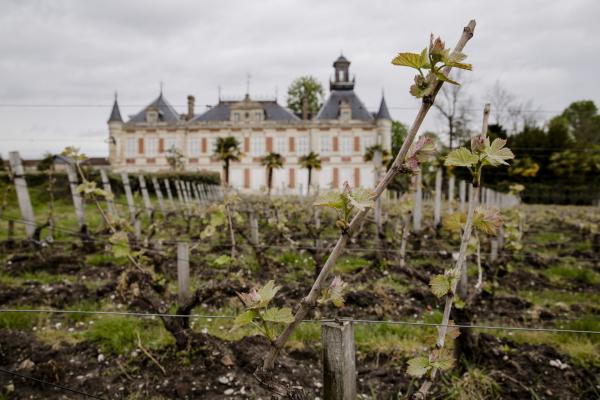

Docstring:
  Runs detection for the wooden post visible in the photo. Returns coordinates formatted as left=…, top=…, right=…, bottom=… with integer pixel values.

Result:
left=99, top=169, right=117, bottom=217
left=151, top=176, right=166, bottom=214
left=447, top=175, right=455, bottom=214
left=322, top=320, right=356, bottom=400
left=174, top=179, right=184, bottom=206
left=120, top=172, right=137, bottom=223
left=8, top=151, right=36, bottom=238
left=413, top=171, right=422, bottom=232
left=163, top=178, right=175, bottom=208
left=177, top=242, right=190, bottom=304
left=490, top=239, right=498, bottom=263
left=138, top=174, right=153, bottom=218
left=65, top=161, right=86, bottom=230
left=250, top=212, right=259, bottom=245
left=433, top=168, right=442, bottom=227
left=459, top=180, right=466, bottom=213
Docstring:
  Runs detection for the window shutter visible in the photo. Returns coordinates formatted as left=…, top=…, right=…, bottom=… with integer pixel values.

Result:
left=289, top=137, right=295, bottom=153
left=201, top=138, right=207, bottom=153
left=158, top=138, right=164, bottom=153
left=138, top=138, right=144, bottom=154
left=244, top=137, right=250, bottom=153
left=354, top=136, right=360, bottom=152
left=333, top=168, right=339, bottom=188
left=354, top=167, right=360, bottom=187
left=244, top=168, right=250, bottom=188
left=289, top=168, right=295, bottom=188
left=266, top=137, right=273, bottom=153
left=332, top=136, right=339, bottom=152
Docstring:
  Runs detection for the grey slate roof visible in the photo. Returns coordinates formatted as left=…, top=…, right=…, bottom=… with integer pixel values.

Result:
left=334, top=55, right=350, bottom=65
left=316, top=90, right=374, bottom=121
left=376, top=95, right=391, bottom=120
left=128, top=94, right=181, bottom=123
left=192, top=100, right=299, bottom=122
left=108, top=99, right=123, bottom=123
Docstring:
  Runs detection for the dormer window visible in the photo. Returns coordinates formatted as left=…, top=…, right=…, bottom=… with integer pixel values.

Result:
left=147, top=109, right=159, bottom=124
left=339, top=101, right=352, bottom=122
left=233, top=112, right=241, bottom=122
left=255, top=111, right=263, bottom=121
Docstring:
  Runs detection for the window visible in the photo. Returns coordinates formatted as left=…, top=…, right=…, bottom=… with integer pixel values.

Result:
left=251, top=136, right=265, bottom=156
left=233, top=113, right=241, bottom=122
left=147, top=110, right=158, bottom=124
left=126, top=138, right=136, bottom=157
left=255, top=111, right=263, bottom=121
left=209, top=137, right=217, bottom=154
left=362, top=136, right=375, bottom=152
left=275, top=136, right=286, bottom=154
left=320, top=135, right=331, bottom=153
left=146, top=137, right=157, bottom=156
left=340, top=136, right=353, bottom=155
left=188, top=137, right=200, bottom=157
left=296, top=136, right=308, bottom=156
left=165, top=137, right=180, bottom=151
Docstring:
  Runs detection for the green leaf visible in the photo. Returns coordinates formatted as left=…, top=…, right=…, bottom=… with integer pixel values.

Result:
left=392, top=49, right=428, bottom=69
left=212, top=254, right=233, bottom=267
left=262, top=307, right=294, bottom=324
left=431, top=350, right=455, bottom=371
left=257, top=280, right=280, bottom=307
left=109, top=231, right=130, bottom=259
left=434, top=71, right=459, bottom=85
left=406, top=356, right=431, bottom=377
left=446, top=60, right=472, bottom=71
left=231, top=310, right=257, bottom=330
left=200, top=224, right=216, bottom=239
left=347, top=188, right=375, bottom=212
left=430, top=274, right=451, bottom=298
left=483, top=138, right=515, bottom=166
left=210, top=208, right=226, bottom=227
left=314, top=191, right=345, bottom=211
left=445, top=147, right=479, bottom=167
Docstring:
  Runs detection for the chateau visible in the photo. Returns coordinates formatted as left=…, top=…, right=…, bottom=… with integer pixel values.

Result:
left=107, top=56, right=392, bottom=193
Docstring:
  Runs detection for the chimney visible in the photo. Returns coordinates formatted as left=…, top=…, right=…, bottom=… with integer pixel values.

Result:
left=187, top=95, right=195, bottom=120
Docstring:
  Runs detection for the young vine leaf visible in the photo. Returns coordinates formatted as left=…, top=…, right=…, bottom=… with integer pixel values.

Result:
left=392, top=35, right=472, bottom=98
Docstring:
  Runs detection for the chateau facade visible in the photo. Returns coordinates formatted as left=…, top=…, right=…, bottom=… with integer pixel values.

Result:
left=107, top=56, right=392, bottom=193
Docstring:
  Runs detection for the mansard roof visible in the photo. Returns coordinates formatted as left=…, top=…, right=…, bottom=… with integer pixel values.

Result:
left=316, top=90, right=373, bottom=121
left=192, top=99, right=299, bottom=122
left=128, top=93, right=181, bottom=123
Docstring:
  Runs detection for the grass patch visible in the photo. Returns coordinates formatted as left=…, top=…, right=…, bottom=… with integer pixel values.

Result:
left=335, top=256, right=370, bottom=273
left=0, top=308, right=45, bottom=330
left=84, top=316, right=175, bottom=355
left=442, top=366, right=500, bottom=400
left=543, top=264, right=600, bottom=285
left=85, top=253, right=125, bottom=267
left=530, top=231, right=566, bottom=246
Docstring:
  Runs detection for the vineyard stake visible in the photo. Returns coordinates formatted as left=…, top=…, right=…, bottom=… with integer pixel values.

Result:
left=433, top=168, right=442, bottom=227
left=459, top=180, right=466, bottom=213
left=177, top=242, right=190, bottom=304
left=120, top=172, right=137, bottom=224
left=322, top=320, right=356, bottom=400
left=151, top=176, right=166, bottom=215
left=8, top=151, right=36, bottom=238
left=413, top=170, right=422, bottom=232
left=99, top=169, right=117, bottom=217
left=447, top=175, right=455, bottom=214
left=163, top=178, right=175, bottom=209
left=138, top=174, right=153, bottom=218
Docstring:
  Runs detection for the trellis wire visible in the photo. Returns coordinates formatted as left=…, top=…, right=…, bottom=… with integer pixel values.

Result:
left=1, top=309, right=598, bottom=335
left=0, top=366, right=106, bottom=400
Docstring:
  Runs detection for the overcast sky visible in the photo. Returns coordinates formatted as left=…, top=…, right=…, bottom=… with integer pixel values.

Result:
left=1, top=0, right=599, bottom=158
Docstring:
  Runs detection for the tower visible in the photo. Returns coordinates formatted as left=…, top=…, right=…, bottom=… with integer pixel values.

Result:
left=376, top=93, right=392, bottom=151
left=107, top=92, right=123, bottom=165
left=330, top=55, right=355, bottom=91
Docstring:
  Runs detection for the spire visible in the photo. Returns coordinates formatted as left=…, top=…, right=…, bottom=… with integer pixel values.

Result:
left=376, top=91, right=391, bottom=120
left=108, top=92, right=123, bottom=123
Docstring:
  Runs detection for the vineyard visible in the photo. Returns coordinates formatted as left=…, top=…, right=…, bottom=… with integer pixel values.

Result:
left=1, top=20, right=599, bottom=400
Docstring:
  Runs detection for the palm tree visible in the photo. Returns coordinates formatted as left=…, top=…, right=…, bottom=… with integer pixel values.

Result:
left=214, top=137, right=242, bottom=186
left=298, top=151, right=321, bottom=195
left=260, top=152, right=284, bottom=195
left=364, top=144, right=392, bottom=169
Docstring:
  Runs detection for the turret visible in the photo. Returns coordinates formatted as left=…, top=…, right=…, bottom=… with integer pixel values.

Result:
left=107, top=92, right=123, bottom=165
left=376, top=93, right=392, bottom=151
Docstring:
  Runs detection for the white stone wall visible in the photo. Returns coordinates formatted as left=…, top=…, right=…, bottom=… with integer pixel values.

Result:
left=108, top=119, right=391, bottom=192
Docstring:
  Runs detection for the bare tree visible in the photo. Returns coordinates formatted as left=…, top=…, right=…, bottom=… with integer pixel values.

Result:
left=433, top=71, right=473, bottom=149
left=486, top=80, right=539, bottom=133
